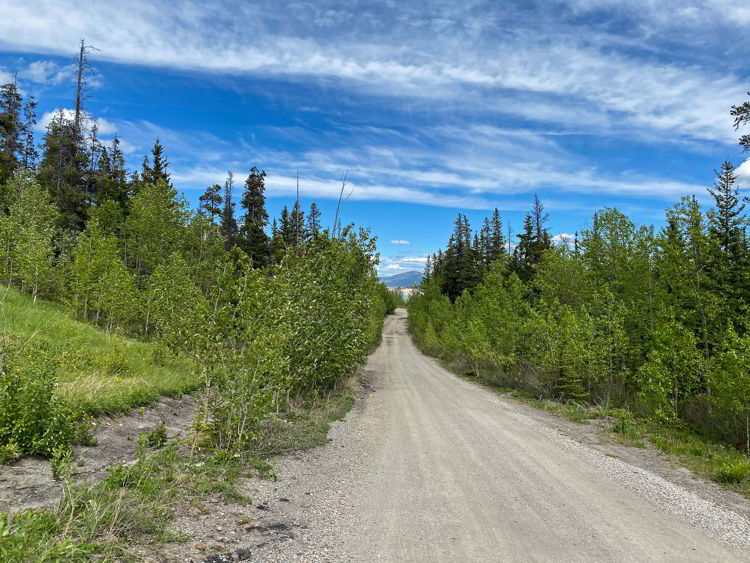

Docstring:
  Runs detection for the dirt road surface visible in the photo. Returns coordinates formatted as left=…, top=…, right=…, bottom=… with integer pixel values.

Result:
left=219, top=309, right=750, bottom=562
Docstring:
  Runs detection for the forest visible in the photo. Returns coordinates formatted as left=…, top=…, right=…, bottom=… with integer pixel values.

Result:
left=0, top=59, right=399, bottom=468
left=409, top=95, right=750, bottom=456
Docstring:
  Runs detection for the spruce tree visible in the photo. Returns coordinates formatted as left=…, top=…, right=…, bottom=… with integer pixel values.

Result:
left=37, top=110, right=88, bottom=230
left=21, top=94, right=38, bottom=170
left=199, top=184, right=223, bottom=223
left=441, top=214, right=481, bottom=300
left=220, top=172, right=239, bottom=250
left=479, top=217, right=491, bottom=267
left=150, top=139, right=170, bottom=185
left=139, top=154, right=151, bottom=190
left=84, top=123, right=106, bottom=204
left=109, top=136, right=129, bottom=208
left=238, top=166, right=270, bottom=266
left=488, top=207, right=506, bottom=263
left=279, top=206, right=292, bottom=245
left=706, top=161, right=747, bottom=316
left=423, top=254, right=432, bottom=283
left=306, top=202, right=322, bottom=240
left=141, top=139, right=170, bottom=186
left=290, top=200, right=304, bottom=247
left=0, top=80, right=23, bottom=184
left=707, top=162, right=745, bottom=260
left=512, top=214, right=535, bottom=282
left=730, top=93, right=750, bottom=153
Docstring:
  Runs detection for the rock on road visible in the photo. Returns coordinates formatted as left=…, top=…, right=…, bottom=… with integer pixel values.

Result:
left=247, top=309, right=750, bottom=562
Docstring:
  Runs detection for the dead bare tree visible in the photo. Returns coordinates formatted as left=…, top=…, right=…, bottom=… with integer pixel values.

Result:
left=507, top=223, right=513, bottom=255
left=332, top=171, right=355, bottom=239
left=295, top=169, right=301, bottom=247
left=73, top=39, right=99, bottom=136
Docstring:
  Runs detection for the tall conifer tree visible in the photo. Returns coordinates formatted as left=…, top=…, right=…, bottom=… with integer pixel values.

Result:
left=238, top=166, right=270, bottom=266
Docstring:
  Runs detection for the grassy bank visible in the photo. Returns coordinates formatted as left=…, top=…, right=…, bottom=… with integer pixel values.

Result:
left=1, top=285, right=199, bottom=415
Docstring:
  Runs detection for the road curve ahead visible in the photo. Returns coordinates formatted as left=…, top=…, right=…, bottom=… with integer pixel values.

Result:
left=254, top=309, right=750, bottom=562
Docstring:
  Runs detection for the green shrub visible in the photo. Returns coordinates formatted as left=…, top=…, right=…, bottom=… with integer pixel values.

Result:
left=50, top=445, right=73, bottom=481
left=0, top=441, right=20, bottom=464
left=0, top=341, right=76, bottom=458
left=141, top=423, right=167, bottom=449
left=378, top=283, right=402, bottom=315
left=199, top=231, right=388, bottom=453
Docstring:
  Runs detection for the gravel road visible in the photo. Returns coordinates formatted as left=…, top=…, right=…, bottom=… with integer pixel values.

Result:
left=240, top=308, right=750, bottom=562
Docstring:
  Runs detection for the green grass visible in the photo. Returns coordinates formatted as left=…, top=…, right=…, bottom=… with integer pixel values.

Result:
left=0, top=442, right=253, bottom=562
left=254, top=387, right=356, bottom=454
left=1, top=285, right=199, bottom=415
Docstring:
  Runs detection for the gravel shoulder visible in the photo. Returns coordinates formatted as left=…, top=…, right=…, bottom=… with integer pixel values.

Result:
left=156, top=308, right=750, bottom=562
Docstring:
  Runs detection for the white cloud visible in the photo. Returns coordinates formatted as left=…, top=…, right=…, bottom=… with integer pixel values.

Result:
left=93, top=117, right=116, bottom=135
left=378, top=255, right=428, bottom=276
left=38, top=107, right=116, bottom=135
left=18, top=60, right=69, bottom=84
left=164, top=118, right=708, bottom=209
left=552, top=233, right=576, bottom=248
left=3, top=1, right=733, bottom=213
left=0, top=1, right=744, bottom=146
left=563, top=0, right=750, bottom=29
left=37, top=108, right=75, bottom=131
left=736, top=158, right=750, bottom=190
left=390, top=239, right=411, bottom=245
left=399, top=256, right=428, bottom=265
left=99, top=136, right=139, bottom=155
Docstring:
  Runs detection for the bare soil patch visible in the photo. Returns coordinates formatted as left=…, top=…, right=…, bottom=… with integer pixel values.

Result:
left=0, top=395, right=195, bottom=514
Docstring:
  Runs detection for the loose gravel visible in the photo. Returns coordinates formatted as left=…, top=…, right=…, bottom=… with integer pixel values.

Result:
left=159, top=309, right=750, bottom=562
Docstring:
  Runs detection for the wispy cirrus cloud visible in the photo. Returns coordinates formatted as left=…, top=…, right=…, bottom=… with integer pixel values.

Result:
left=0, top=0, right=745, bottom=146
left=2, top=0, right=743, bottom=231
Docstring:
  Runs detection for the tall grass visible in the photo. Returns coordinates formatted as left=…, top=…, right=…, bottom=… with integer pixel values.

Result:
left=1, top=285, right=198, bottom=416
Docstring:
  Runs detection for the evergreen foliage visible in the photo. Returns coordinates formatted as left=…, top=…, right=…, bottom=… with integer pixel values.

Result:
left=219, top=172, right=239, bottom=249
left=0, top=80, right=24, bottom=184
left=198, top=183, right=223, bottom=222
left=306, top=202, right=322, bottom=240
left=238, top=166, right=270, bottom=266
left=411, top=179, right=750, bottom=448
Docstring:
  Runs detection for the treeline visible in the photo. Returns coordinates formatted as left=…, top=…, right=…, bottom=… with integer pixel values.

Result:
left=410, top=98, right=750, bottom=449
left=0, top=69, right=397, bottom=459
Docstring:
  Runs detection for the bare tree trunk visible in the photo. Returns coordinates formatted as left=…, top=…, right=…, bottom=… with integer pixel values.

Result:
left=73, top=39, right=92, bottom=135
left=332, top=171, right=350, bottom=239
left=295, top=169, right=300, bottom=247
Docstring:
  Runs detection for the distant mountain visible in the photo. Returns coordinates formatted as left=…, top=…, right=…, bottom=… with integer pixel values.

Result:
left=380, top=270, right=423, bottom=288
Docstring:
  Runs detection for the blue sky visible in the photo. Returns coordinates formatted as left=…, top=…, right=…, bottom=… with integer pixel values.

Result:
left=1, top=1, right=749, bottom=275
